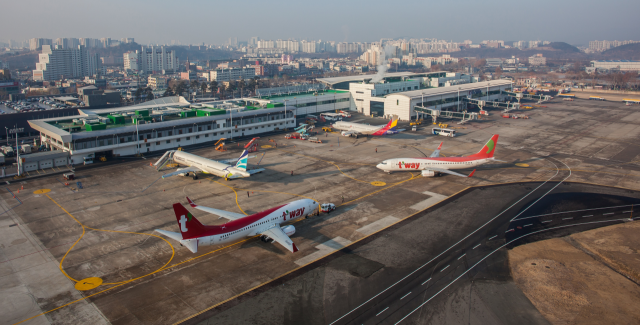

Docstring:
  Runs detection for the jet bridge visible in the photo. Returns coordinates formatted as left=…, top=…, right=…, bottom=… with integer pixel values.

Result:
left=462, top=98, right=521, bottom=112
left=415, top=106, right=478, bottom=124
left=503, top=91, right=552, bottom=103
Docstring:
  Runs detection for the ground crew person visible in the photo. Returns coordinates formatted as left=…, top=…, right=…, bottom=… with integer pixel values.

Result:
left=291, top=170, right=293, bottom=176
left=376, top=148, right=377, bottom=153
left=247, top=191, right=250, bottom=197
left=341, top=195, right=344, bottom=203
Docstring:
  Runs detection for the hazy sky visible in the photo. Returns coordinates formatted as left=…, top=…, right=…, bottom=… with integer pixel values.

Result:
left=3, top=0, right=639, bottom=46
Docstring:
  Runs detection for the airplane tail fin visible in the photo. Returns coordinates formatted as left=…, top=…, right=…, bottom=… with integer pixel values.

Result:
left=173, top=203, right=206, bottom=239
left=235, top=150, right=249, bottom=171
left=469, top=135, right=499, bottom=159
left=383, top=115, right=399, bottom=131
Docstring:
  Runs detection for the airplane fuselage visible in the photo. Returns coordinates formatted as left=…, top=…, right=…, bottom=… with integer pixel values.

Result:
left=173, top=151, right=249, bottom=178
left=182, top=199, right=317, bottom=249
left=377, top=157, right=492, bottom=173
left=332, top=121, right=396, bottom=136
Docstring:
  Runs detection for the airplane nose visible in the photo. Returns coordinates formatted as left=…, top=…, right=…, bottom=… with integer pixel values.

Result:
left=376, top=163, right=384, bottom=169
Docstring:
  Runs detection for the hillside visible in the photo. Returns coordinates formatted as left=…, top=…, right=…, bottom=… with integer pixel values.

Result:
left=450, top=46, right=588, bottom=60
left=601, top=43, right=640, bottom=60
left=546, top=42, right=581, bottom=52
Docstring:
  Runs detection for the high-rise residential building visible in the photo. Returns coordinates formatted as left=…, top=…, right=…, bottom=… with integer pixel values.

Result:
left=29, top=38, right=52, bottom=51
left=121, top=38, right=135, bottom=44
left=122, top=46, right=178, bottom=74
left=249, top=37, right=259, bottom=47
left=32, top=45, right=103, bottom=81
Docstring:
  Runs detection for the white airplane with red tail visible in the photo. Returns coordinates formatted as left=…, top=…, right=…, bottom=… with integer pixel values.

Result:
left=155, top=197, right=318, bottom=253
left=376, top=134, right=502, bottom=177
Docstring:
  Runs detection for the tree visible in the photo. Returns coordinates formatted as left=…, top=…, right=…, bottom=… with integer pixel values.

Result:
left=238, top=78, right=246, bottom=98
left=135, top=88, right=142, bottom=102
left=474, top=59, right=487, bottom=68
left=495, top=67, right=503, bottom=78
left=145, top=87, right=155, bottom=101
left=200, top=82, right=208, bottom=94
left=190, top=79, right=199, bottom=92
left=173, top=81, right=186, bottom=96
left=163, top=88, right=172, bottom=97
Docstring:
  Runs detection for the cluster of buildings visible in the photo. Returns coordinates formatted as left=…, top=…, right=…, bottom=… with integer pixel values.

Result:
left=27, top=70, right=513, bottom=166
left=588, top=40, right=640, bottom=52
left=25, top=37, right=135, bottom=51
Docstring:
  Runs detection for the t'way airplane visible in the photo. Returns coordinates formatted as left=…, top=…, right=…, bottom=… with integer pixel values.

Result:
left=155, top=138, right=264, bottom=180
left=332, top=115, right=401, bottom=137
left=376, top=134, right=501, bottom=177
left=155, top=197, right=318, bottom=253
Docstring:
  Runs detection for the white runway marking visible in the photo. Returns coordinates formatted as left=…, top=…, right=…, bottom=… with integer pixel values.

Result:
left=409, top=191, right=448, bottom=211
left=356, top=216, right=400, bottom=236
left=294, top=237, right=352, bottom=266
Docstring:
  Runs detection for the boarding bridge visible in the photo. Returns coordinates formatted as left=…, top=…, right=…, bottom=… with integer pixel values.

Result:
left=462, top=98, right=521, bottom=112
left=503, top=91, right=552, bottom=103
left=415, top=106, right=478, bottom=124
left=154, top=150, right=176, bottom=171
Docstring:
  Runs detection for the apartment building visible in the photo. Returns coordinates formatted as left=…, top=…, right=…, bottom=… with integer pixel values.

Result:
left=209, top=68, right=255, bottom=82
left=32, top=45, right=102, bottom=81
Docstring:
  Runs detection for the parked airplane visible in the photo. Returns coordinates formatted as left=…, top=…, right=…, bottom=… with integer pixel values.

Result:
left=332, top=115, right=400, bottom=137
left=376, top=134, right=501, bottom=177
left=155, top=138, right=264, bottom=180
left=155, top=197, right=318, bottom=253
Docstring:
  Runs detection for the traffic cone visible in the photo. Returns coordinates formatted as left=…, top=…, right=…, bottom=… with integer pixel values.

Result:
left=17, top=190, right=19, bottom=194
left=149, top=163, right=152, bottom=166
left=21, top=185, right=24, bottom=190
left=163, top=189, right=165, bottom=192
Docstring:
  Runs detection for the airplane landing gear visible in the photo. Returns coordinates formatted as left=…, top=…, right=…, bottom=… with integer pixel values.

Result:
left=193, top=174, right=198, bottom=180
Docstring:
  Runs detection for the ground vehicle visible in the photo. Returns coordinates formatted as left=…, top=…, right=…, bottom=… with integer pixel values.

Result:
left=412, top=126, right=417, bottom=131
left=21, top=144, right=32, bottom=153
left=322, top=127, right=332, bottom=132
left=2, top=146, right=14, bottom=157
left=410, top=119, right=422, bottom=126
left=84, top=156, right=94, bottom=165
left=431, top=128, right=456, bottom=137
left=589, top=96, right=605, bottom=101
left=300, top=134, right=309, bottom=140
left=321, top=203, right=336, bottom=213
left=563, top=98, right=574, bottom=101
left=308, top=137, right=322, bottom=143
left=63, top=172, right=75, bottom=180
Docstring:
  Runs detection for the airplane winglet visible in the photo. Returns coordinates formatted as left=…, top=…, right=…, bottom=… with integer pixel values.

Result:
left=437, top=142, right=443, bottom=150
left=468, top=169, right=476, bottom=178
left=292, top=243, right=299, bottom=253
left=186, top=197, right=197, bottom=207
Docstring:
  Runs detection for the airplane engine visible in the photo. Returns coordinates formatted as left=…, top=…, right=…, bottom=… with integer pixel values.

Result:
left=281, top=225, right=296, bottom=236
left=421, top=170, right=436, bottom=177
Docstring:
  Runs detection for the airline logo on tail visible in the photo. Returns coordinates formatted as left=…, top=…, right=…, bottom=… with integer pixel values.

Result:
left=235, top=150, right=248, bottom=171
left=373, top=115, right=399, bottom=135
left=173, top=203, right=207, bottom=239
left=470, top=134, right=499, bottom=158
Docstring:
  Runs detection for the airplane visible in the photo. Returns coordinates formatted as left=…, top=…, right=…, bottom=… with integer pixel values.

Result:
left=376, top=134, right=502, bottom=177
left=155, top=138, right=264, bottom=180
left=155, top=197, right=319, bottom=253
left=332, top=115, right=401, bottom=137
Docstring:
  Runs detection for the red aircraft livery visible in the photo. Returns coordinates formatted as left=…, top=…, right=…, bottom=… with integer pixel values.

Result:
left=155, top=197, right=318, bottom=253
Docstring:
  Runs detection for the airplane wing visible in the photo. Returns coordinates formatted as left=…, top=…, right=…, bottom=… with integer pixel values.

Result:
left=260, top=226, right=299, bottom=253
left=247, top=168, right=265, bottom=175
left=428, top=167, right=476, bottom=178
left=430, top=142, right=443, bottom=158
left=186, top=197, right=247, bottom=220
left=162, top=166, right=202, bottom=179
left=341, top=130, right=358, bottom=136
left=217, top=155, right=257, bottom=164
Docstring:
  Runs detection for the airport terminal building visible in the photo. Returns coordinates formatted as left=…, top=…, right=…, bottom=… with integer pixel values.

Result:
left=318, top=72, right=512, bottom=120
left=27, top=73, right=512, bottom=164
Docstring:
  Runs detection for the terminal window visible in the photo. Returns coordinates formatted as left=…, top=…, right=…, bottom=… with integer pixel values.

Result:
left=186, top=137, right=190, bottom=140
left=166, top=140, right=170, bottom=144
